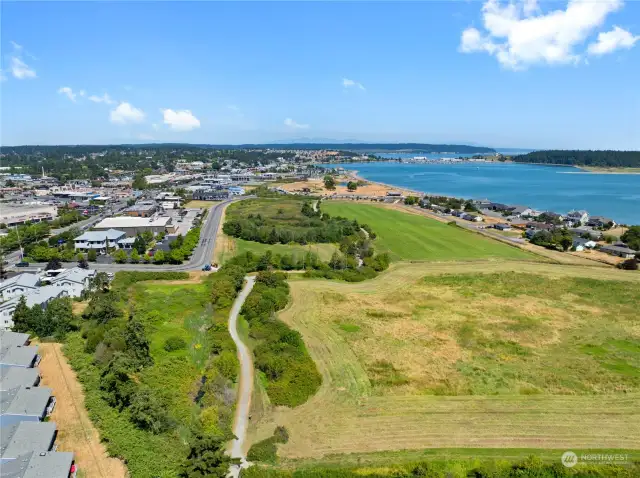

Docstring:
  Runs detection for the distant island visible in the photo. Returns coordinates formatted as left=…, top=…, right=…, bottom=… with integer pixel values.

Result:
left=511, top=150, right=640, bottom=169
left=227, top=143, right=497, bottom=154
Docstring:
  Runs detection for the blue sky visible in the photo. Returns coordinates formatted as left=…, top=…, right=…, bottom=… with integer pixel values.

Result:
left=2, top=1, right=639, bottom=149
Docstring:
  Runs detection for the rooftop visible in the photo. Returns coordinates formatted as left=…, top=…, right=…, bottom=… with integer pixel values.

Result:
left=0, top=274, right=40, bottom=292
left=93, top=216, right=171, bottom=229
left=600, top=245, right=637, bottom=254
left=0, top=331, right=30, bottom=349
left=0, top=450, right=74, bottom=478
left=47, top=268, right=95, bottom=285
left=1, top=386, right=52, bottom=417
left=1, top=421, right=57, bottom=459
left=0, top=367, right=40, bottom=391
left=0, top=345, right=39, bottom=368
left=75, top=228, right=126, bottom=242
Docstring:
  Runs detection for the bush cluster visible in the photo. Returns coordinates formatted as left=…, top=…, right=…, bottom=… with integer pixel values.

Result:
left=246, top=426, right=289, bottom=463
left=242, top=272, right=321, bottom=407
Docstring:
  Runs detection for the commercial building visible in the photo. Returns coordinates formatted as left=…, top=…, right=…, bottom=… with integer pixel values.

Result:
left=0, top=205, right=57, bottom=227
left=92, top=216, right=172, bottom=237
left=192, top=188, right=232, bottom=201
left=123, top=201, right=157, bottom=217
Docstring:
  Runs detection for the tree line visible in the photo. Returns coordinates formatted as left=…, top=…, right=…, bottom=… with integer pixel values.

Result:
left=511, top=150, right=640, bottom=168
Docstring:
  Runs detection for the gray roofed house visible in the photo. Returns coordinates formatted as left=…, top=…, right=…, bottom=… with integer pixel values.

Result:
left=0, top=368, right=40, bottom=392
left=587, top=216, right=616, bottom=228
left=599, top=245, right=637, bottom=259
left=0, top=345, right=40, bottom=370
left=0, top=450, right=75, bottom=478
left=42, top=268, right=96, bottom=299
left=74, top=228, right=126, bottom=254
left=0, top=387, right=54, bottom=427
left=0, top=331, right=30, bottom=349
left=509, top=205, right=533, bottom=217
left=1, top=421, right=57, bottom=460
left=0, top=275, right=40, bottom=302
left=1, top=287, right=68, bottom=331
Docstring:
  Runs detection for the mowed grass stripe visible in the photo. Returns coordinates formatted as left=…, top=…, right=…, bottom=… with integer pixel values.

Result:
left=322, top=201, right=533, bottom=261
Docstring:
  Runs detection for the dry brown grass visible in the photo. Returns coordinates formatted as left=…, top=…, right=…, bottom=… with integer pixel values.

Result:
left=37, top=342, right=129, bottom=478
left=71, top=301, right=88, bottom=315
left=213, top=202, right=235, bottom=263
left=249, top=261, right=640, bottom=459
left=183, top=200, right=219, bottom=209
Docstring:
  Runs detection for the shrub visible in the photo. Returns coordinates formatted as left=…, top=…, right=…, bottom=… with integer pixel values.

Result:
left=163, top=336, right=187, bottom=352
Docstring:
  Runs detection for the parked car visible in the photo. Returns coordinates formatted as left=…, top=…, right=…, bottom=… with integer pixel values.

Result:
left=16, top=261, right=30, bottom=267
left=202, top=264, right=212, bottom=271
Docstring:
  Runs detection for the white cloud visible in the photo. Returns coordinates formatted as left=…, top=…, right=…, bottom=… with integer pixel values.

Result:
left=88, top=93, right=115, bottom=105
left=161, top=109, right=201, bottom=131
left=10, top=56, right=36, bottom=79
left=152, top=123, right=159, bottom=131
left=587, top=26, right=639, bottom=55
left=459, top=0, right=634, bottom=70
left=79, top=90, right=86, bottom=97
left=10, top=41, right=23, bottom=51
left=342, top=78, right=365, bottom=90
left=110, top=102, right=145, bottom=124
left=228, top=104, right=240, bottom=111
left=284, top=118, right=309, bottom=129
left=58, top=86, right=77, bottom=102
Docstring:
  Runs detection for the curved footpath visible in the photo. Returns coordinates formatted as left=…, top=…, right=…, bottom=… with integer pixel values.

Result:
left=227, top=276, right=256, bottom=478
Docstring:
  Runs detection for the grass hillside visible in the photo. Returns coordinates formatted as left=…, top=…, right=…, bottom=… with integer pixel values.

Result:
left=250, top=261, right=640, bottom=463
left=322, top=201, right=533, bottom=261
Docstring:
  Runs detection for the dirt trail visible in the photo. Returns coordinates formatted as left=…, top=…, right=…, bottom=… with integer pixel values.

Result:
left=227, top=276, right=257, bottom=477
left=38, top=342, right=128, bottom=478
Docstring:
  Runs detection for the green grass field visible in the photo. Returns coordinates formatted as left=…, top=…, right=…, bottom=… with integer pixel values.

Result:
left=250, top=261, right=640, bottom=463
left=322, top=201, right=534, bottom=261
left=216, top=237, right=338, bottom=264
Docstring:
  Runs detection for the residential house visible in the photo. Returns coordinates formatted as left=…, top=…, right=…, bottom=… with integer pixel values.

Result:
left=526, top=222, right=554, bottom=231
left=0, top=450, right=76, bottom=478
left=0, top=386, right=55, bottom=427
left=509, top=205, right=534, bottom=217
left=1, top=421, right=57, bottom=460
left=599, top=245, right=636, bottom=259
left=569, top=227, right=603, bottom=240
left=40, top=268, right=96, bottom=298
left=588, top=216, right=616, bottom=228
left=473, top=199, right=492, bottom=209
left=494, top=223, right=512, bottom=231
left=566, top=210, right=589, bottom=225
left=572, top=237, right=597, bottom=252
left=0, top=344, right=40, bottom=370
left=461, top=213, right=483, bottom=222
left=0, top=367, right=40, bottom=392
left=0, top=275, right=40, bottom=302
left=0, top=286, right=68, bottom=330
left=74, top=229, right=127, bottom=253
left=228, top=186, right=245, bottom=195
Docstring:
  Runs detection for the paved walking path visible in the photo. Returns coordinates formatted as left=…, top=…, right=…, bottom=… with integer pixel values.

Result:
left=227, top=276, right=256, bottom=477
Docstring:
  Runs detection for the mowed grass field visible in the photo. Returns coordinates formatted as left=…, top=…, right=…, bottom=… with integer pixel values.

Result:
left=250, top=261, right=640, bottom=461
left=322, top=201, right=534, bottom=261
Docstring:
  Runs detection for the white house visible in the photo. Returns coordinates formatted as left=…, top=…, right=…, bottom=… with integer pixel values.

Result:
left=40, top=268, right=96, bottom=298
left=566, top=210, right=589, bottom=225
left=74, top=229, right=126, bottom=253
left=0, top=286, right=68, bottom=330
left=0, top=274, right=40, bottom=302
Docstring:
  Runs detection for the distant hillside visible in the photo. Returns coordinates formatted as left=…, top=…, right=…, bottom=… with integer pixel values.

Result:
left=1, top=143, right=496, bottom=154
left=512, top=150, right=640, bottom=168
left=231, top=143, right=496, bottom=153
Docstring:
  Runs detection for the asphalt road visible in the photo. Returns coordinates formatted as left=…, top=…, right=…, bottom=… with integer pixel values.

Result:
left=227, top=276, right=256, bottom=477
left=12, top=197, right=246, bottom=273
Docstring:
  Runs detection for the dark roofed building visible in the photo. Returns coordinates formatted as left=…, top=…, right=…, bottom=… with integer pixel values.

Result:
left=599, top=245, right=636, bottom=259
left=192, top=189, right=232, bottom=201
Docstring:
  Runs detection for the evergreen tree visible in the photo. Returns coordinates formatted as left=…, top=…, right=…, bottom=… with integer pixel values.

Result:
left=88, top=249, right=98, bottom=262
left=124, top=318, right=153, bottom=368
left=11, top=296, right=32, bottom=333
left=180, top=434, right=234, bottom=478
